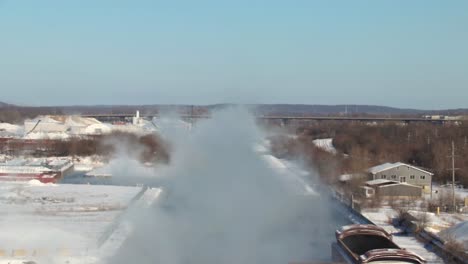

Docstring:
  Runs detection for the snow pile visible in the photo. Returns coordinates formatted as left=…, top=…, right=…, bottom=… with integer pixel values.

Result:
left=312, top=138, right=337, bottom=154
left=27, top=179, right=57, bottom=187
left=28, top=179, right=46, bottom=186
left=24, top=131, right=70, bottom=140
left=0, top=123, right=24, bottom=137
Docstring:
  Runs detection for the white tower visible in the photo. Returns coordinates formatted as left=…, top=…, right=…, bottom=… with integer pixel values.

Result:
left=133, top=110, right=140, bottom=125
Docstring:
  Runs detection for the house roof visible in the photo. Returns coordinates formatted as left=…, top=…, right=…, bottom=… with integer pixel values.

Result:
left=368, top=162, right=433, bottom=175
left=26, top=115, right=101, bottom=126
left=365, top=179, right=422, bottom=189
left=366, top=179, right=398, bottom=186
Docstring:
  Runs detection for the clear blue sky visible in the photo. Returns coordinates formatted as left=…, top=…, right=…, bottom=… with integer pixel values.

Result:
left=1, top=0, right=467, bottom=109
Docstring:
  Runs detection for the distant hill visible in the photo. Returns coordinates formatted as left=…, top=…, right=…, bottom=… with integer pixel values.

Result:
left=0, top=101, right=13, bottom=108
left=2, top=101, right=468, bottom=119
left=253, top=104, right=424, bottom=116
left=57, top=104, right=428, bottom=116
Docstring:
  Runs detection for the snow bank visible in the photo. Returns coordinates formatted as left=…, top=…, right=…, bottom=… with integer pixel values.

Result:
left=28, top=179, right=46, bottom=186
left=440, top=221, right=468, bottom=248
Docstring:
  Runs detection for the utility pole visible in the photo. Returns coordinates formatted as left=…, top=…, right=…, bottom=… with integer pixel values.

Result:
left=448, top=140, right=459, bottom=212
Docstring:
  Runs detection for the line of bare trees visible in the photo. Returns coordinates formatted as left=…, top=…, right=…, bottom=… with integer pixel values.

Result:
left=271, top=121, right=468, bottom=187
left=0, top=132, right=170, bottom=164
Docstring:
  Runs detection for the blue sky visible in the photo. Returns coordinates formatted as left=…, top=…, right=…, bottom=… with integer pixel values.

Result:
left=0, top=0, right=467, bottom=109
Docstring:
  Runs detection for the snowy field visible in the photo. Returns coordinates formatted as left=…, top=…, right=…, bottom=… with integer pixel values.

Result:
left=0, top=182, right=143, bottom=261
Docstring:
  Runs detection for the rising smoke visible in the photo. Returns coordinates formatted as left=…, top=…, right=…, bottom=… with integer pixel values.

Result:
left=106, top=107, right=340, bottom=264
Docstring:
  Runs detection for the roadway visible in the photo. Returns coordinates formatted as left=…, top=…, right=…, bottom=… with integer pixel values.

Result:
left=80, top=114, right=460, bottom=123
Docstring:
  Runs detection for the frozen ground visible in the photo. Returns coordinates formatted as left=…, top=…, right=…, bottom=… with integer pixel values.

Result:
left=0, top=182, right=142, bottom=261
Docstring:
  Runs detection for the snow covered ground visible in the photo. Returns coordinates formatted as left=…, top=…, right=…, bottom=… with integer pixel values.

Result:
left=98, top=188, right=162, bottom=261
left=431, top=183, right=468, bottom=202
left=261, top=154, right=318, bottom=196
left=312, top=138, right=337, bottom=154
left=440, top=221, right=468, bottom=250
left=0, top=182, right=143, bottom=262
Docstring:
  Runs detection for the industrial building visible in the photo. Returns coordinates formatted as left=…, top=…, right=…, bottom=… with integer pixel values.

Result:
left=0, top=157, right=74, bottom=183
left=368, top=162, right=433, bottom=193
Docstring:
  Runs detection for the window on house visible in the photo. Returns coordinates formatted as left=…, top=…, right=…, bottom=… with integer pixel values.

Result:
left=420, top=175, right=426, bottom=180
left=391, top=175, right=397, bottom=179
left=410, top=175, right=415, bottom=180
left=381, top=175, right=387, bottom=179
left=400, top=177, right=406, bottom=183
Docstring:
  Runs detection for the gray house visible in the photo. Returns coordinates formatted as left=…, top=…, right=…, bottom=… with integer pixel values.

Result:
left=365, top=179, right=422, bottom=198
left=368, top=162, right=433, bottom=193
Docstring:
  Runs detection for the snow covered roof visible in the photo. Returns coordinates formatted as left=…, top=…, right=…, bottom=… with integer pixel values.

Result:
left=0, top=123, right=24, bottom=138
left=0, top=157, right=73, bottom=173
left=66, top=116, right=101, bottom=126
left=368, top=162, right=433, bottom=175
left=366, top=179, right=422, bottom=189
left=0, top=123, right=22, bottom=132
left=366, top=179, right=399, bottom=186
left=25, top=115, right=101, bottom=126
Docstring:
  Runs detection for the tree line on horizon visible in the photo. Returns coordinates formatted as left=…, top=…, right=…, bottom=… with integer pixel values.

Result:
left=271, top=121, right=468, bottom=188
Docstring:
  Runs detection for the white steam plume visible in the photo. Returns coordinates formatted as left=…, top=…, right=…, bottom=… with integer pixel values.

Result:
left=106, top=107, right=339, bottom=264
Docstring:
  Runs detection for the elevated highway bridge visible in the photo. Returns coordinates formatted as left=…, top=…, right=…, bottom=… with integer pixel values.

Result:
left=80, top=114, right=460, bottom=124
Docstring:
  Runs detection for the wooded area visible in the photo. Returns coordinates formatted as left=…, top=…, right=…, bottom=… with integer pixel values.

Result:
left=0, top=132, right=170, bottom=164
left=271, top=122, right=468, bottom=187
